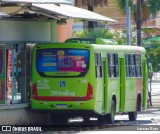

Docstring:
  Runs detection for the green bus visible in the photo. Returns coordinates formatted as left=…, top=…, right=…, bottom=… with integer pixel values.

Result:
left=31, top=38, right=148, bottom=124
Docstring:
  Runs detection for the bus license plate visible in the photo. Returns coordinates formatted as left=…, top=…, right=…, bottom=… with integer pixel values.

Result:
left=57, top=104, right=67, bottom=109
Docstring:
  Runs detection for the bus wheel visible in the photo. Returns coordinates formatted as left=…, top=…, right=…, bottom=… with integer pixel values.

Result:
left=128, top=111, right=137, bottom=121
left=128, top=104, right=138, bottom=121
left=106, top=100, right=116, bottom=124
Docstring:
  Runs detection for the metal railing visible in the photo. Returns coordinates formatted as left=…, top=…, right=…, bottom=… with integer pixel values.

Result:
left=152, top=72, right=160, bottom=81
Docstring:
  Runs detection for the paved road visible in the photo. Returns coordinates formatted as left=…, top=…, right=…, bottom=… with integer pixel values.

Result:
left=149, top=81, right=160, bottom=107
left=115, top=107, right=160, bottom=125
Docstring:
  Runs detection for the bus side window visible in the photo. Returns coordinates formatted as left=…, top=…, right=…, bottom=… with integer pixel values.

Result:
left=114, top=54, right=119, bottom=77
left=135, top=54, right=142, bottom=77
left=95, top=53, right=102, bottom=78
left=107, top=53, right=112, bottom=77
left=108, top=53, right=119, bottom=77
left=125, top=54, right=136, bottom=77
left=125, top=54, right=129, bottom=77
left=129, top=54, right=136, bottom=77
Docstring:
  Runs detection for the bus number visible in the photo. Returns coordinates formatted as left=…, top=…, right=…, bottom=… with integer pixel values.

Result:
left=80, top=79, right=87, bottom=84
left=58, top=51, right=64, bottom=56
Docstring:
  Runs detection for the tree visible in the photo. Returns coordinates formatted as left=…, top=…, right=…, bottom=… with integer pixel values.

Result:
left=73, top=28, right=113, bottom=39
left=116, top=0, right=160, bottom=19
left=72, top=28, right=128, bottom=45
left=75, top=0, right=108, bottom=31
left=116, top=0, right=160, bottom=46
left=147, top=0, right=160, bottom=17
left=147, top=46, right=160, bottom=72
left=117, top=0, right=148, bottom=17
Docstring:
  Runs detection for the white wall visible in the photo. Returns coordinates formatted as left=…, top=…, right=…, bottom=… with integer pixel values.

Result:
left=156, top=18, right=160, bottom=27
left=0, top=20, right=57, bottom=43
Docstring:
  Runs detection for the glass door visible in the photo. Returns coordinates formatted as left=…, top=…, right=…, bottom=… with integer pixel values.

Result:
left=6, top=44, right=26, bottom=104
left=7, top=44, right=26, bottom=104
left=11, top=45, right=22, bottom=103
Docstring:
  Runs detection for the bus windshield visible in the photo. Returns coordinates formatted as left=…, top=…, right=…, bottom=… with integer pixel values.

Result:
left=36, top=48, right=89, bottom=77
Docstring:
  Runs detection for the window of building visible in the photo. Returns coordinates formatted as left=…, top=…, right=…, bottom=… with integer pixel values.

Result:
left=108, top=53, right=119, bottom=77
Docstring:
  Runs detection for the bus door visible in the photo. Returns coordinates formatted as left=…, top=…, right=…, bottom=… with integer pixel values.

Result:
left=142, top=61, right=147, bottom=109
left=102, top=58, right=107, bottom=112
left=119, top=58, right=126, bottom=112
left=0, top=45, right=6, bottom=104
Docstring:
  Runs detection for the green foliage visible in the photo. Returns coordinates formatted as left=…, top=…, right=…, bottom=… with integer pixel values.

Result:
left=116, top=0, right=132, bottom=13
left=112, top=30, right=126, bottom=45
left=147, top=47, right=160, bottom=72
left=73, top=28, right=114, bottom=39
left=116, top=0, right=160, bottom=21
left=148, top=0, right=160, bottom=16
left=72, top=30, right=87, bottom=38
left=72, top=28, right=128, bottom=45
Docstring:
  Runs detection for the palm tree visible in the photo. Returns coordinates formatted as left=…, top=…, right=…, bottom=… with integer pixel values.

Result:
left=117, top=0, right=149, bottom=46
left=116, top=0, right=160, bottom=46
left=116, top=0, right=160, bottom=20
left=75, top=0, right=108, bottom=31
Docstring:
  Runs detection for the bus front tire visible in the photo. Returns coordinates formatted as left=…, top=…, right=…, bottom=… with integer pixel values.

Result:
left=106, top=100, right=116, bottom=124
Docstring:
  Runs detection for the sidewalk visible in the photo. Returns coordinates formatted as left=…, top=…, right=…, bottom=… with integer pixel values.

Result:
left=150, top=93, right=160, bottom=108
left=148, top=80, right=160, bottom=108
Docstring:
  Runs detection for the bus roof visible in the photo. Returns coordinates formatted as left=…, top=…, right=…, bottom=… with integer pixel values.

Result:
left=34, top=41, right=146, bottom=54
left=91, top=44, right=146, bottom=54
left=65, top=38, right=118, bottom=45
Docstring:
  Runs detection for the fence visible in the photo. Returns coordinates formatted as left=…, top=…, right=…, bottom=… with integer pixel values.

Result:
left=148, top=72, right=160, bottom=107
left=152, top=72, right=160, bottom=80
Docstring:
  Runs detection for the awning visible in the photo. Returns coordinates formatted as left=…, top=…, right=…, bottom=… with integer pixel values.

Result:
left=1, top=0, right=71, bottom=4
left=26, top=4, right=117, bottom=22
left=0, top=1, right=117, bottom=22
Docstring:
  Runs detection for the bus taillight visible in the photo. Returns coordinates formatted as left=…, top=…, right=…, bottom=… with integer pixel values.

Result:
left=32, top=83, right=38, bottom=98
left=86, top=83, right=93, bottom=100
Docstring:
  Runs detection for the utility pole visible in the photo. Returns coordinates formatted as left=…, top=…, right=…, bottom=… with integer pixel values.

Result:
left=136, top=0, right=141, bottom=46
left=126, top=0, right=129, bottom=45
left=126, top=0, right=132, bottom=45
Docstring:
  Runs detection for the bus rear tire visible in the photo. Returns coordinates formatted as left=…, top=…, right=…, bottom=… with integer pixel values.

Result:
left=128, top=111, right=137, bottom=121
left=128, top=103, right=138, bottom=121
left=128, top=98, right=140, bottom=121
left=106, top=100, right=116, bottom=124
